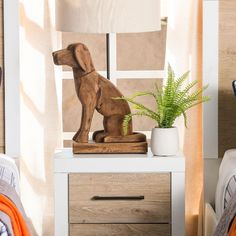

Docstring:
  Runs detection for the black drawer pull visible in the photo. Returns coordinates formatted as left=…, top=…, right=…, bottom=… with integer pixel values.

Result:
left=91, top=196, right=145, bottom=201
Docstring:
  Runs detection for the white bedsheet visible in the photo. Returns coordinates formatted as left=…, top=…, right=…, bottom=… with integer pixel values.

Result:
left=0, top=154, right=20, bottom=195
left=215, top=149, right=236, bottom=220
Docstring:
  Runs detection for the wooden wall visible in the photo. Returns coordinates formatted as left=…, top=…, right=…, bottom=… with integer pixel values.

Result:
left=219, top=0, right=236, bottom=157
left=0, top=0, right=4, bottom=153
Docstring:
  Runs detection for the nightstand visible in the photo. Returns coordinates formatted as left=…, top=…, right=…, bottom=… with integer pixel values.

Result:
left=54, top=149, right=185, bottom=236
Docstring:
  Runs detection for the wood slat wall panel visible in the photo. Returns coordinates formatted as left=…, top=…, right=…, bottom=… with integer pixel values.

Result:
left=219, top=0, right=236, bottom=157
left=117, top=26, right=167, bottom=70
left=62, top=33, right=106, bottom=71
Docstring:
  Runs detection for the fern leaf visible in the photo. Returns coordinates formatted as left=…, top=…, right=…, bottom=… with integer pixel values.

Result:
left=122, top=114, right=133, bottom=135
left=115, top=65, right=210, bottom=129
left=122, top=111, right=159, bottom=135
left=163, top=64, right=175, bottom=106
left=174, top=80, right=198, bottom=104
left=185, top=84, right=209, bottom=101
left=117, top=96, right=160, bottom=121
left=129, top=91, right=156, bottom=99
left=174, top=71, right=190, bottom=90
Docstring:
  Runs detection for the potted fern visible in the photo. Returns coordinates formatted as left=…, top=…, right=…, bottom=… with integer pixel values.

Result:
left=115, top=64, right=210, bottom=156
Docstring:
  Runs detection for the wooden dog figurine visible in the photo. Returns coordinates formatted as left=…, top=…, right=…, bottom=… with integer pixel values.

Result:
left=53, top=43, right=146, bottom=148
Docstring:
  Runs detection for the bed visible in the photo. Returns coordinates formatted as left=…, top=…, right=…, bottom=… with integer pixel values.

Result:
left=0, top=154, right=30, bottom=235
left=204, top=149, right=236, bottom=236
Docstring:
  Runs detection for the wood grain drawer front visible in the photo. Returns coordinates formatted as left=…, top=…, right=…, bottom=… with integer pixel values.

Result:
left=70, top=224, right=171, bottom=236
left=69, top=173, right=170, bottom=224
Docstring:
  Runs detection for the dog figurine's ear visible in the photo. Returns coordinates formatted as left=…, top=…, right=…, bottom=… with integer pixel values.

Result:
left=74, top=44, right=95, bottom=72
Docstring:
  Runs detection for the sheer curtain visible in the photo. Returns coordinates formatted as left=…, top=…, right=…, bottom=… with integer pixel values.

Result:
left=165, top=0, right=203, bottom=235
left=19, top=0, right=62, bottom=235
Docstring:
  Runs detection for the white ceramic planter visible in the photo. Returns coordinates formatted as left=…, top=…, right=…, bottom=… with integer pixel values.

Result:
left=151, top=127, right=179, bottom=156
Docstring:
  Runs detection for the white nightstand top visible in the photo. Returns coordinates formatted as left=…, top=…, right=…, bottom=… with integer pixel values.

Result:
left=54, top=148, right=185, bottom=173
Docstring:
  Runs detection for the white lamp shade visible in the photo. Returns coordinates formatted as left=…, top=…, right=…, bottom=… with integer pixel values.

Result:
left=56, top=0, right=161, bottom=33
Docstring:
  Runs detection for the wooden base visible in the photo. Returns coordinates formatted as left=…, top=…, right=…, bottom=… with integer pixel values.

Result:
left=73, top=141, right=148, bottom=154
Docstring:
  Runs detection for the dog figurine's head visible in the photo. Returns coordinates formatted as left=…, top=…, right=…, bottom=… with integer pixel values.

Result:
left=52, top=43, right=95, bottom=73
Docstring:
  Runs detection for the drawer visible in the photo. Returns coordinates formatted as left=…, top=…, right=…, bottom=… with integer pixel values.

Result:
left=69, top=173, right=170, bottom=224
left=70, top=224, right=171, bottom=236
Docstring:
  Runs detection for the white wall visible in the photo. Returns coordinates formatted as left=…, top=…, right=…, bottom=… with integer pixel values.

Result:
left=4, top=0, right=20, bottom=157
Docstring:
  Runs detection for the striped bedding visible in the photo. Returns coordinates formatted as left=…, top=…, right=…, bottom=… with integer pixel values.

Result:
left=0, top=154, right=20, bottom=235
left=0, top=221, right=8, bottom=236
left=0, top=154, right=19, bottom=195
left=224, top=175, right=236, bottom=210
left=214, top=150, right=236, bottom=235
left=215, top=149, right=236, bottom=220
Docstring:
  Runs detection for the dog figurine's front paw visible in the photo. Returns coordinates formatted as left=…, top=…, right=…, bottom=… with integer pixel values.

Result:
left=73, top=132, right=88, bottom=143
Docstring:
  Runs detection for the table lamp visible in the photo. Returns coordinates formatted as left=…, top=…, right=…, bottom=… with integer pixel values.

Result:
left=55, top=0, right=161, bottom=80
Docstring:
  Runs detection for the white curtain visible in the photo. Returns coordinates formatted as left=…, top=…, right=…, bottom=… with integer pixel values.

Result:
left=19, top=0, right=62, bottom=235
